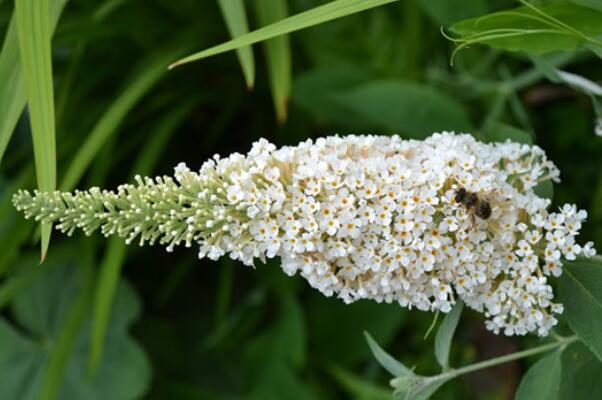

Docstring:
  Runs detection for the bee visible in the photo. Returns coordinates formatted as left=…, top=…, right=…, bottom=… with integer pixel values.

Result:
left=454, top=188, right=492, bottom=220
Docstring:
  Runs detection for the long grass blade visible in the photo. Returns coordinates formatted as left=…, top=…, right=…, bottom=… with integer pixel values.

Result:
left=0, top=0, right=68, bottom=165
left=88, top=104, right=194, bottom=375
left=60, top=49, right=184, bottom=191
left=217, top=0, right=255, bottom=89
left=254, top=0, right=292, bottom=122
left=169, top=0, right=399, bottom=69
left=15, top=0, right=58, bottom=261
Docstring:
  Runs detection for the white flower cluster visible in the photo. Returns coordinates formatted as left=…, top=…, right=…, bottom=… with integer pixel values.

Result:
left=13, top=133, right=596, bottom=336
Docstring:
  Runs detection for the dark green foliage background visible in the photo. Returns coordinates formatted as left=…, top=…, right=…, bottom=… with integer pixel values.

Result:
left=0, top=0, right=601, bottom=399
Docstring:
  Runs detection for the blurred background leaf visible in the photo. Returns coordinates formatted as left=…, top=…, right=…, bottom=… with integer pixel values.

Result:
left=0, top=245, right=149, bottom=400
left=0, top=0, right=600, bottom=399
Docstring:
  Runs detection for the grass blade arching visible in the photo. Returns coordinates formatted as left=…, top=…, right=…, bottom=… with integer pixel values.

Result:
left=254, top=0, right=292, bottom=122
left=169, top=0, right=399, bottom=69
left=217, top=0, right=255, bottom=89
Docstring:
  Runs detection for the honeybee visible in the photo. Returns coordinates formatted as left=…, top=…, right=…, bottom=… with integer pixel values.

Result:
left=454, top=188, right=492, bottom=220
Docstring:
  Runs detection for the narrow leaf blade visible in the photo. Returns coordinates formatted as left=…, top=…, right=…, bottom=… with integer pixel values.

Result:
left=364, top=331, right=412, bottom=377
left=15, top=0, right=57, bottom=260
left=434, top=300, right=463, bottom=370
left=254, top=0, right=292, bottom=122
left=169, top=0, right=399, bottom=68
left=60, top=49, right=183, bottom=191
left=217, top=0, right=255, bottom=88
left=0, top=0, right=68, bottom=165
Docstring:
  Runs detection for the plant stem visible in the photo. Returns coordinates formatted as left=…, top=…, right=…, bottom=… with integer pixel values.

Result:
left=390, top=335, right=578, bottom=388
left=443, top=335, right=577, bottom=380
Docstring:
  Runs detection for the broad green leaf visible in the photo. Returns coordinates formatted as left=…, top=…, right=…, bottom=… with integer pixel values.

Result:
left=308, top=294, right=405, bottom=365
left=292, top=66, right=374, bottom=129
left=332, top=80, right=473, bottom=138
left=245, top=295, right=306, bottom=368
left=0, top=246, right=150, bottom=400
left=254, top=0, right=292, bottom=122
left=515, top=349, right=563, bottom=400
left=416, top=0, right=487, bottom=25
left=559, top=343, right=602, bottom=399
left=169, top=0, right=399, bottom=68
left=40, top=258, right=94, bottom=400
left=483, top=121, right=533, bottom=144
left=434, top=300, right=463, bottom=370
left=567, top=0, right=602, bottom=12
left=251, top=358, right=314, bottom=400
left=586, top=42, right=602, bottom=59
left=88, top=105, right=193, bottom=374
left=450, top=4, right=602, bottom=57
left=558, top=258, right=602, bottom=362
left=330, top=366, right=391, bottom=400
left=15, top=0, right=58, bottom=260
left=60, top=48, right=185, bottom=191
left=364, top=331, right=412, bottom=377
left=0, top=0, right=68, bottom=165
left=217, top=0, right=255, bottom=88
left=0, top=255, right=43, bottom=310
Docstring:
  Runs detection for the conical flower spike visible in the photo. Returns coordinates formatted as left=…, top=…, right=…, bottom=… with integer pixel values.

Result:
left=13, top=133, right=597, bottom=336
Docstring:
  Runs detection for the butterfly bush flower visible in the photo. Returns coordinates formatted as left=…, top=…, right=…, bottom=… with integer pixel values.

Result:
left=13, top=133, right=596, bottom=336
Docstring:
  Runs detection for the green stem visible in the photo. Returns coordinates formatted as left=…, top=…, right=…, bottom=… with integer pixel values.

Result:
left=391, top=335, right=578, bottom=388
left=443, top=335, right=577, bottom=380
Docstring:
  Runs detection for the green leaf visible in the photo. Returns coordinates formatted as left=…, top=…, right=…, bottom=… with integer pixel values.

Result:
left=0, top=0, right=68, bottom=165
left=483, top=121, right=533, bottom=144
left=292, top=65, right=374, bottom=129
left=558, top=258, right=602, bottom=362
left=0, top=169, right=34, bottom=277
left=60, top=48, right=184, bottom=191
left=531, top=55, right=602, bottom=96
left=534, top=179, right=554, bottom=201
left=364, top=331, right=412, bottom=377
left=0, top=245, right=150, bottom=400
left=0, top=254, right=43, bottom=311
left=309, top=295, right=405, bottom=365
left=169, top=0, right=399, bottom=68
left=15, top=0, right=58, bottom=260
left=559, top=342, right=602, bottom=399
left=254, top=0, right=292, bottom=122
left=251, top=358, right=314, bottom=400
left=332, top=80, right=473, bottom=138
left=330, top=366, right=392, bottom=400
left=217, top=0, right=255, bottom=89
left=515, top=349, right=563, bottom=400
left=392, top=375, right=451, bottom=400
left=434, top=300, right=463, bottom=370
left=450, top=4, right=602, bottom=57
left=88, top=237, right=127, bottom=375
left=415, top=0, right=487, bottom=25
left=567, top=0, right=602, bottom=12
left=245, top=295, right=306, bottom=368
